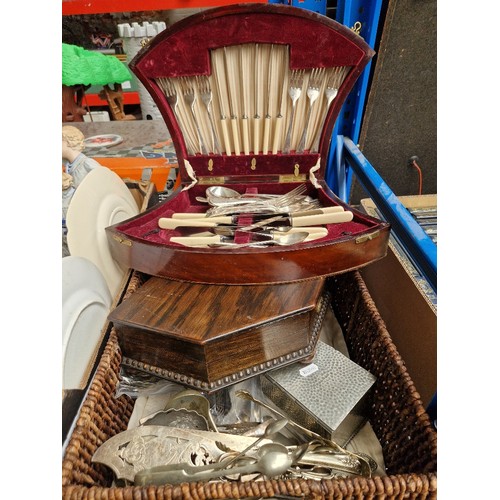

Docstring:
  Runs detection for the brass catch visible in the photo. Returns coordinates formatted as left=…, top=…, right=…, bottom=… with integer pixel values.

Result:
left=112, top=234, right=132, bottom=247
left=351, top=21, right=362, bottom=35
left=250, top=158, right=257, bottom=170
left=294, top=164, right=300, bottom=177
left=355, top=230, right=380, bottom=244
left=207, top=159, right=214, bottom=171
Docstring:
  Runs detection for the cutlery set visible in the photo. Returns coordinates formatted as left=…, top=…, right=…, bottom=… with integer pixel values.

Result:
left=158, top=186, right=353, bottom=248
left=157, top=44, right=350, bottom=156
left=106, top=3, right=391, bottom=285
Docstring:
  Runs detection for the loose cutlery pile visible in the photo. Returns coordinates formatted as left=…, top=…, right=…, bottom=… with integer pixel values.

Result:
left=156, top=185, right=353, bottom=248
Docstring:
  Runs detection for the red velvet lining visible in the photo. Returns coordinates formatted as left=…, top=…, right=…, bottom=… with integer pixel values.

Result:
left=129, top=4, right=374, bottom=186
left=114, top=183, right=379, bottom=249
left=135, top=12, right=366, bottom=79
left=185, top=153, right=320, bottom=179
left=116, top=5, right=379, bottom=253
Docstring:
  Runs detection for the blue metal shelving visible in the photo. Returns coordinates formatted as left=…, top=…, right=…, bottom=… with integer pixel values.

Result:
left=326, top=0, right=384, bottom=199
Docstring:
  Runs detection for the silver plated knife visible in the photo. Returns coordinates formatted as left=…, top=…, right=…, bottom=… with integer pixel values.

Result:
left=170, top=205, right=345, bottom=219
left=159, top=210, right=353, bottom=230
left=170, top=230, right=310, bottom=247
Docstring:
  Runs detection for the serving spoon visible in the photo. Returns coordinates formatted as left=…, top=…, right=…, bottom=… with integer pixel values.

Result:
left=134, top=442, right=293, bottom=485
left=207, top=186, right=278, bottom=200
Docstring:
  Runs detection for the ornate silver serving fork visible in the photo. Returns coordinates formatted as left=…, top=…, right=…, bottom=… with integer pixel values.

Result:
left=182, top=77, right=208, bottom=155
left=283, top=69, right=304, bottom=153
left=197, top=75, right=221, bottom=154
left=297, top=68, right=323, bottom=153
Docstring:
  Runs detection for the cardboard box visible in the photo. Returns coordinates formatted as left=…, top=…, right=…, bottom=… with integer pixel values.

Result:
left=359, top=195, right=436, bottom=407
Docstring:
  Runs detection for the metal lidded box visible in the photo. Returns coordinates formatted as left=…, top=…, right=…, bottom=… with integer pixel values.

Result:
left=261, top=340, right=376, bottom=445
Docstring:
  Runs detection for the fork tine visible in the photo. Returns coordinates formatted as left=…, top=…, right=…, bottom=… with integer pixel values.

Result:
left=197, top=75, right=221, bottom=154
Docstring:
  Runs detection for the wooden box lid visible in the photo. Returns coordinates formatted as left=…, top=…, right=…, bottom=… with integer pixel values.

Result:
left=109, top=275, right=328, bottom=392
left=129, top=3, right=374, bottom=184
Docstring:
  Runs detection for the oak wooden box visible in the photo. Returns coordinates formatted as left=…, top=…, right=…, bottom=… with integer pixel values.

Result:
left=105, top=4, right=390, bottom=285
left=108, top=273, right=329, bottom=392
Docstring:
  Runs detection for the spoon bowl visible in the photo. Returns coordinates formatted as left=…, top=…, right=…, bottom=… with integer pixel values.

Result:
left=206, top=186, right=279, bottom=207
left=134, top=441, right=292, bottom=485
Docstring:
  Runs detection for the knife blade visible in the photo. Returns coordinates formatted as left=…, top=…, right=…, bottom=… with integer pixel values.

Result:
left=171, top=205, right=345, bottom=219
left=159, top=210, right=353, bottom=230
left=170, top=230, right=311, bottom=247
left=213, top=226, right=329, bottom=237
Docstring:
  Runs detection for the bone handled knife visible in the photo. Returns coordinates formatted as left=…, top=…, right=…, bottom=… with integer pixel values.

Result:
left=159, top=210, right=352, bottom=229
left=290, top=210, right=353, bottom=226
left=158, top=218, right=219, bottom=229
left=171, top=205, right=345, bottom=219
left=170, top=229, right=325, bottom=247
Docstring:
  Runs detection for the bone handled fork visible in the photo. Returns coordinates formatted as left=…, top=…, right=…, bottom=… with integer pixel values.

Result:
left=283, top=69, right=304, bottom=154
left=297, top=68, right=323, bottom=153
left=197, top=75, right=221, bottom=154
left=182, top=77, right=208, bottom=155
left=158, top=77, right=178, bottom=117
left=311, top=66, right=346, bottom=153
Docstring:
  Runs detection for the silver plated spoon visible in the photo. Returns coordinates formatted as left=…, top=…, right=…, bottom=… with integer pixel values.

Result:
left=223, top=419, right=288, bottom=468
left=134, top=442, right=293, bottom=486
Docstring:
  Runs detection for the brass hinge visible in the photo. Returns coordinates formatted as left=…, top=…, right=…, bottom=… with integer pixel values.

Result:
left=355, top=230, right=380, bottom=244
left=112, top=234, right=132, bottom=246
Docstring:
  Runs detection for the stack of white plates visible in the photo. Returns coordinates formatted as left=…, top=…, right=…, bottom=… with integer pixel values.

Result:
left=62, top=256, right=112, bottom=390
left=66, top=166, right=139, bottom=297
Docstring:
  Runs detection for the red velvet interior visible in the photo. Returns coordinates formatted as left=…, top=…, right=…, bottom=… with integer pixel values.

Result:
left=117, top=5, right=378, bottom=253
left=135, top=11, right=366, bottom=78
left=130, top=4, right=374, bottom=185
left=114, top=182, right=379, bottom=250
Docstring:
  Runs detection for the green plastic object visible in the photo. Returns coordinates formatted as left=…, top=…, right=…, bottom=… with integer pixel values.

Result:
left=62, top=43, right=132, bottom=86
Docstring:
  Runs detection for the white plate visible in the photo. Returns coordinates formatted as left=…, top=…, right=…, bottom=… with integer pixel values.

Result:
left=83, top=134, right=123, bottom=148
left=66, top=167, right=139, bottom=297
left=62, top=256, right=112, bottom=390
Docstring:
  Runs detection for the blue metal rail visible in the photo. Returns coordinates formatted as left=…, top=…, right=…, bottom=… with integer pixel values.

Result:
left=326, top=0, right=384, bottom=198
left=339, top=136, right=437, bottom=293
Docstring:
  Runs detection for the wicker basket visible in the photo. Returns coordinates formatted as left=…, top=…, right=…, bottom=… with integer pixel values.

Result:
left=62, top=271, right=437, bottom=499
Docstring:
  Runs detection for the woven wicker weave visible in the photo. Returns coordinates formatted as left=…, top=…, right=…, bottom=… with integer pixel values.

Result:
left=62, top=271, right=437, bottom=499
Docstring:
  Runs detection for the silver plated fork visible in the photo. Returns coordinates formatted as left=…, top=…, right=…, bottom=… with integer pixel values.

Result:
left=297, top=68, right=324, bottom=153
left=158, top=78, right=178, bottom=116
left=182, top=77, right=208, bottom=155
left=196, top=75, right=221, bottom=154
left=283, top=69, right=305, bottom=153
left=310, top=67, right=345, bottom=152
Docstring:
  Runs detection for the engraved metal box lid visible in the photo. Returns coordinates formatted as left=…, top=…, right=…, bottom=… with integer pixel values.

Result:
left=261, top=340, right=376, bottom=446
